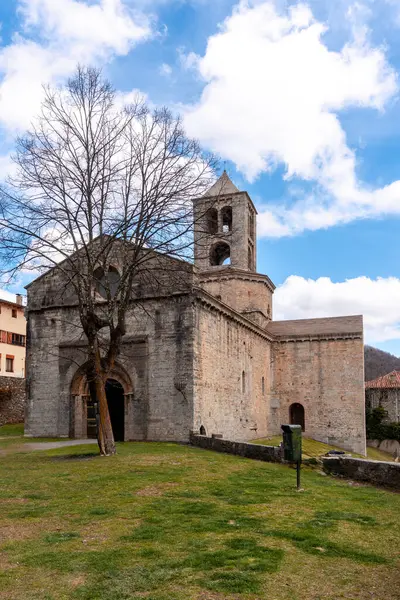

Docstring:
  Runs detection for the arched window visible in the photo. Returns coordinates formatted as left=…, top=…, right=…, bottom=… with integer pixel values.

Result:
left=94, top=266, right=120, bottom=299
left=206, top=208, right=218, bottom=235
left=248, top=245, right=253, bottom=270
left=199, top=425, right=206, bottom=436
left=221, top=206, right=232, bottom=233
left=289, top=403, right=305, bottom=432
left=210, top=242, right=231, bottom=266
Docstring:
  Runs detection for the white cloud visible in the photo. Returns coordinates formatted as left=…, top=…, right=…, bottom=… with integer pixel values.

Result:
left=18, top=0, right=149, bottom=55
left=183, top=1, right=400, bottom=237
left=274, top=275, right=400, bottom=344
left=0, top=0, right=151, bottom=133
left=159, top=63, right=173, bottom=77
left=0, top=288, right=22, bottom=303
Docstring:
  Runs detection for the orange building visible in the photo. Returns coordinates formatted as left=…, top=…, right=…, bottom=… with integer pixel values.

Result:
left=0, top=294, right=26, bottom=378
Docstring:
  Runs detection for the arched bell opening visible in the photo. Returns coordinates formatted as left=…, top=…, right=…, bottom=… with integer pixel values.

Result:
left=210, top=241, right=231, bottom=266
left=221, top=206, right=233, bottom=233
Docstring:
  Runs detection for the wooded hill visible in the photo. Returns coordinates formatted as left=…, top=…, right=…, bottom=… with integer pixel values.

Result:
left=364, top=345, right=400, bottom=381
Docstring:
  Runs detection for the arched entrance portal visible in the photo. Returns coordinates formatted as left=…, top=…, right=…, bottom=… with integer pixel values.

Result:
left=289, top=403, right=305, bottom=432
left=106, top=379, right=124, bottom=442
left=70, top=362, right=133, bottom=441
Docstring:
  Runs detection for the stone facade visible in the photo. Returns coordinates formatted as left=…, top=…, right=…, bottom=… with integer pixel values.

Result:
left=25, top=172, right=366, bottom=454
left=0, top=375, right=25, bottom=426
left=365, top=371, right=400, bottom=424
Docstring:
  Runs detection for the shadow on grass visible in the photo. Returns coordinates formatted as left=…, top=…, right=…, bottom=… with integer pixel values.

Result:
left=50, top=453, right=99, bottom=461
left=264, top=529, right=387, bottom=564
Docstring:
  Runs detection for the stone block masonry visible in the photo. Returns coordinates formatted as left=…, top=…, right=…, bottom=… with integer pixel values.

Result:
left=0, top=375, right=25, bottom=426
left=190, top=432, right=283, bottom=463
left=322, top=456, right=400, bottom=490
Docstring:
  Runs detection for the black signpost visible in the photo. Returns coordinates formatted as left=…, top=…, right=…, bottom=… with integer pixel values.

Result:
left=281, top=424, right=302, bottom=490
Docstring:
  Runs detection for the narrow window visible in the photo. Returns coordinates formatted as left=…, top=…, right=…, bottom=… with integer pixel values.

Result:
left=262, top=377, right=265, bottom=396
left=242, top=371, right=246, bottom=393
left=248, top=245, right=253, bottom=270
left=11, top=309, right=17, bottom=318
left=6, top=356, right=14, bottom=373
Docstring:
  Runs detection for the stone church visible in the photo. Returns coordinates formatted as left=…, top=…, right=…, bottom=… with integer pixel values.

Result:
left=24, top=172, right=366, bottom=455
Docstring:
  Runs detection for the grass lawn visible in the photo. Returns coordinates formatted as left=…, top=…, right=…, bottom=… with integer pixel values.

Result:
left=252, top=435, right=394, bottom=462
left=0, top=428, right=399, bottom=599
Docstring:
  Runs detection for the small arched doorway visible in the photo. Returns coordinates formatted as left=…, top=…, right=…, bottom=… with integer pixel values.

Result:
left=70, top=361, right=133, bottom=441
left=106, top=379, right=125, bottom=441
left=289, top=403, right=305, bottom=432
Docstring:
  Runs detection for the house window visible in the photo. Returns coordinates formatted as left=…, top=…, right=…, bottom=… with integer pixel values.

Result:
left=11, top=334, right=26, bottom=347
left=6, top=356, right=14, bottom=372
left=11, top=309, right=17, bottom=318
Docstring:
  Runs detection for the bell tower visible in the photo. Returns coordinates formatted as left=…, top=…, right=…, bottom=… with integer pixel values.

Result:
left=194, top=171, right=257, bottom=272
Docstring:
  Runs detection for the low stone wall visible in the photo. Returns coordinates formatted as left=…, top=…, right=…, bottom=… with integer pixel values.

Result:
left=368, top=439, right=400, bottom=458
left=0, top=376, right=25, bottom=427
left=189, top=432, right=283, bottom=463
left=322, top=457, right=400, bottom=490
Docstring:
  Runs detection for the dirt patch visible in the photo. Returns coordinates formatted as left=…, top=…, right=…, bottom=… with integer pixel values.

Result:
left=70, top=574, right=86, bottom=589
left=136, top=483, right=178, bottom=497
left=0, top=524, right=36, bottom=542
left=196, top=592, right=243, bottom=600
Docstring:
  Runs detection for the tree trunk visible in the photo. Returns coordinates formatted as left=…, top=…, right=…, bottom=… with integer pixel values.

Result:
left=95, top=375, right=116, bottom=456
left=88, top=343, right=116, bottom=456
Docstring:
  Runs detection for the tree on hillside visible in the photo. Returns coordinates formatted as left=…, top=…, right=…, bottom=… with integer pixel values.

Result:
left=364, top=345, right=400, bottom=381
left=0, top=66, right=217, bottom=456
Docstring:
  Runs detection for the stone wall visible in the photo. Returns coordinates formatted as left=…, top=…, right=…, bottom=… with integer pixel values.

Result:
left=0, top=375, right=25, bottom=426
left=368, top=439, right=400, bottom=458
left=25, top=291, right=196, bottom=441
left=190, top=432, right=283, bottom=462
left=198, top=271, right=273, bottom=321
left=193, top=294, right=272, bottom=442
left=366, top=388, right=400, bottom=423
left=272, top=333, right=366, bottom=455
left=322, top=456, right=400, bottom=490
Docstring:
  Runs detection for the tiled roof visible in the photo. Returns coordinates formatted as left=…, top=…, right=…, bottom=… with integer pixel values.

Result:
left=203, top=171, right=240, bottom=197
left=365, top=370, right=400, bottom=389
left=266, top=315, right=363, bottom=339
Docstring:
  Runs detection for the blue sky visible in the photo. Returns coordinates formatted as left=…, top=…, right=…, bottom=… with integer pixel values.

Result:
left=1, top=0, right=400, bottom=354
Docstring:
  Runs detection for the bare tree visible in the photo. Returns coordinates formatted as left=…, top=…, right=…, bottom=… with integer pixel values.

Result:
left=0, top=66, right=217, bottom=455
